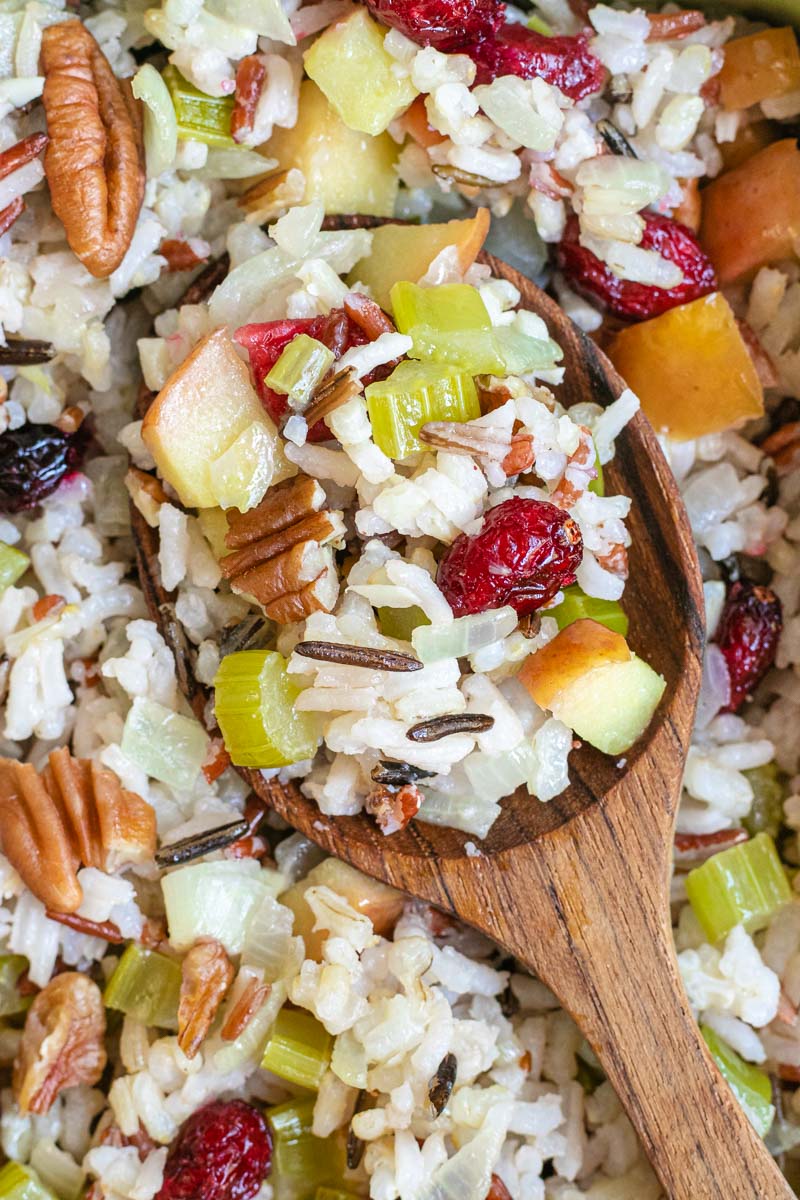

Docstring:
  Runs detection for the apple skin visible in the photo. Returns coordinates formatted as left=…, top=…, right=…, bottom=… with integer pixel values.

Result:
left=519, top=618, right=631, bottom=711
left=348, top=210, right=491, bottom=310
left=281, top=859, right=404, bottom=961
left=142, top=328, right=289, bottom=511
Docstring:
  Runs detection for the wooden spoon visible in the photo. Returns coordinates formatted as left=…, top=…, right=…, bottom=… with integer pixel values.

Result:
left=132, top=250, right=792, bottom=1199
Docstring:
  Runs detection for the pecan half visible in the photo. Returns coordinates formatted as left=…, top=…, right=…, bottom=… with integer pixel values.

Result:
left=177, top=939, right=234, bottom=1058
left=14, top=972, right=106, bottom=1114
left=41, top=22, right=145, bottom=278
left=220, top=473, right=344, bottom=623
left=0, top=750, right=156, bottom=913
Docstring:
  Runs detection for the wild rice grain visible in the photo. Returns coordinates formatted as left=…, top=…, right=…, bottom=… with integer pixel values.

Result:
left=371, top=760, right=435, bottom=785
left=406, top=714, right=495, bottom=742
left=295, top=642, right=423, bottom=671
left=596, top=119, right=638, bottom=159
left=428, top=1052, right=457, bottom=1116
left=0, top=338, right=55, bottom=365
left=155, top=819, right=251, bottom=867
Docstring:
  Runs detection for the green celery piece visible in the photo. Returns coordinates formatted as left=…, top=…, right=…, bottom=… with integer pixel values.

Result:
left=162, top=65, right=234, bottom=146
left=121, top=697, right=208, bottom=791
left=743, top=763, right=786, bottom=840
left=378, top=605, right=429, bottom=641
left=261, top=1007, right=332, bottom=1089
left=104, top=944, right=181, bottom=1030
left=265, top=335, right=335, bottom=408
left=492, top=326, right=562, bottom=375
left=214, top=650, right=320, bottom=768
left=315, top=1189, right=361, bottom=1200
left=267, top=1097, right=345, bottom=1187
left=701, top=1025, right=775, bottom=1138
left=390, top=281, right=491, bottom=335
left=686, top=832, right=791, bottom=943
left=0, top=1163, right=57, bottom=1200
left=527, top=13, right=553, bottom=33
left=548, top=585, right=629, bottom=637
left=588, top=445, right=604, bottom=496
left=0, top=955, right=31, bottom=1018
left=405, top=323, right=561, bottom=377
left=365, top=360, right=480, bottom=460
left=0, top=543, right=29, bottom=592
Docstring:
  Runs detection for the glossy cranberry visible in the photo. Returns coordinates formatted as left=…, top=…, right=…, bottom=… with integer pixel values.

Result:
left=0, top=422, right=88, bottom=514
left=556, top=212, right=717, bottom=321
left=463, top=27, right=606, bottom=100
left=157, top=1100, right=272, bottom=1200
left=236, top=310, right=371, bottom=441
left=365, top=0, right=504, bottom=50
left=716, top=579, right=782, bottom=713
left=436, top=497, right=583, bottom=617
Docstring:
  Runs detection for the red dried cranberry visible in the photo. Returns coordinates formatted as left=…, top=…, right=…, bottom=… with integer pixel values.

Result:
left=436, top=497, right=583, bottom=617
left=716, top=579, right=782, bottom=713
left=236, top=310, right=372, bottom=442
left=0, top=422, right=88, bottom=514
left=157, top=1100, right=272, bottom=1200
left=365, top=0, right=504, bottom=51
left=463, top=27, right=605, bottom=100
left=556, top=213, right=717, bottom=321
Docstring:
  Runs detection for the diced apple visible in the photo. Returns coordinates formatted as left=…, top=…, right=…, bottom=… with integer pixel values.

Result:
left=719, top=27, right=800, bottom=111
left=549, top=656, right=666, bottom=756
left=197, top=507, right=230, bottom=559
left=142, top=328, right=290, bottom=511
left=719, top=119, right=776, bottom=172
left=518, top=619, right=631, bottom=711
left=700, top=139, right=800, bottom=284
left=608, top=292, right=763, bottom=441
left=304, top=9, right=418, bottom=136
left=281, top=858, right=405, bottom=960
left=266, top=81, right=399, bottom=217
left=394, top=95, right=447, bottom=148
left=348, top=210, right=491, bottom=310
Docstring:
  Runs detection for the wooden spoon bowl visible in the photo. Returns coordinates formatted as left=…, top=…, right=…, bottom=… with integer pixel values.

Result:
left=132, top=249, right=792, bottom=1199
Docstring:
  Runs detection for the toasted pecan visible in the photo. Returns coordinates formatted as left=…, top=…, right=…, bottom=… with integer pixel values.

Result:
left=0, top=133, right=48, bottom=180
left=14, top=973, right=106, bottom=1114
left=220, top=975, right=270, bottom=1041
left=304, top=367, right=363, bottom=429
left=41, top=21, right=145, bottom=277
left=0, top=198, right=24, bottom=237
left=177, top=939, right=234, bottom=1058
left=231, top=55, right=266, bottom=144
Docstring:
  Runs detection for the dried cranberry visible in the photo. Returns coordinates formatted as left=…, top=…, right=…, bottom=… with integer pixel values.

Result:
left=463, top=27, right=606, bottom=100
left=236, top=310, right=371, bottom=442
left=556, top=213, right=717, bottom=321
left=365, top=0, right=504, bottom=51
left=157, top=1100, right=272, bottom=1200
left=436, top=497, right=583, bottom=617
left=716, top=579, right=782, bottom=713
left=0, top=422, right=87, bottom=514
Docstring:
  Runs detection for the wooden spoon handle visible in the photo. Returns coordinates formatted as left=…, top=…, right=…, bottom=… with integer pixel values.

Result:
left=437, top=786, right=792, bottom=1198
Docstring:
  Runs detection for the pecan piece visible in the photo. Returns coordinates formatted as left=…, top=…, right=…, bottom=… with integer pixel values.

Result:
left=220, top=975, right=271, bottom=1041
left=0, top=198, right=24, bottom=236
left=14, top=972, right=106, bottom=1114
left=41, top=21, right=145, bottom=278
left=159, top=237, right=210, bottom=273
left=177, top=939, right=234, bottom=1058
left=0, top=760, right=81, bottom=912
left=231, top=55, right=266, bottom=143
left=303, top=367, right=362, bottom=429
left=0, top=132, right=48, bottom=180
left=365, top=783, right=423, bottom=835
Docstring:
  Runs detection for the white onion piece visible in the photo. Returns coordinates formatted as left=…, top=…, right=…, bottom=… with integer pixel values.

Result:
left=132, top=64, right=177, bottom=178
left=413, top=606, right=517, bottom=664
left=695, top=643, right=731, bottom=731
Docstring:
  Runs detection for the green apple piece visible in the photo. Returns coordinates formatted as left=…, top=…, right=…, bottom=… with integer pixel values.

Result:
left=304, top=9, right=418, bottom=136
left=549, top=655, right=666, bottom=755
left=267, top=81, right=399, bottom=217
left=142, top=328, right=286, bottom=511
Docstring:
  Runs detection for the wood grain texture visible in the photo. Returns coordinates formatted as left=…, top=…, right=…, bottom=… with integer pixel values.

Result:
left=132, top=247, right=793, bottom=1199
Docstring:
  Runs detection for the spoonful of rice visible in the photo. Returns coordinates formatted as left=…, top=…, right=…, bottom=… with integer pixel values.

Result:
left=132, top=234, right=792, bottom=1200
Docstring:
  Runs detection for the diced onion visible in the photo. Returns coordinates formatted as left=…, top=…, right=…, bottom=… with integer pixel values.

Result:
left=412, top=606, right=517, bottom=664
left=132, top=64, right=178, bottom=178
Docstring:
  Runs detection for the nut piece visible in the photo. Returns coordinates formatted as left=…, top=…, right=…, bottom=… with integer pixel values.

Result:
left=41, top=21, right=145, bottom=278
left=304, top=367, right=363, bottom=430
left=14, top=972, right=106, bottom=1114
left=365, top=783, right=423, bottom=835
left=220, top=974, right=271, bottom=1042
left=178, top=939, right=234, bottom=1058
left=220, top=473, right=344, bottom=624
left=0, top=749, right=156, bottom=913
left=125, top=466, right=169, bottom=528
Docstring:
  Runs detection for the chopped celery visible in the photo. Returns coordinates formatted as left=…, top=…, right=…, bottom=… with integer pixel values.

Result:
left=214, top=650, right=320, bottom=768
left=589, top=446, right=604, bottom=497
left=267, top=1097, right=345, bottom=1187
left=702, top=1025, right=775, bottom=1138
left=163, top=65, right=234, bottom=146
left=527, top=13, right=553, bottom=32
left=269, top=1095, right=318, bottom=1141
left=743, top=763, right=786, bottom=840
left=265, top=335, right=335, bottom=409
left=0, top=1163, right=58, bottom=1200
left=120, top=697, right=208, bottom=791
left=163, top=860, right=275, bottom=954
left=0, top=542, right=29, bottom=592
left=0, top=955, right=32, bottom=1017
left=390, top=282, right=491, bottom=335
left=412, top=605, right=518, bottom=663
left=261, top=1006, right=333, bottom=1089
left=548, top=586, right=629, bottom=637
left=686, top=832, right=791, bottom=943
left=316, top=1190, right=361, bottom=1200
left=104, top=944, right=181, bottom=1031
left=365, top=360, right=480, bottom=460
left=378, top=605, right=429, bottom=641
left=132, top=63, right=178, bottom=177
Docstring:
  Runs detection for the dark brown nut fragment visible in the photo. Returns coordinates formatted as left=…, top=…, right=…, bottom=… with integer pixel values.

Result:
left=428, top=1051, right=457, bottom=1116
left=761, top=421, right=800, bottom=476
left=41, top=21, right=145, bottom=278
left=177, top=938, right=234, bottom=1058
left=14, top=972, right=106, bottom=1114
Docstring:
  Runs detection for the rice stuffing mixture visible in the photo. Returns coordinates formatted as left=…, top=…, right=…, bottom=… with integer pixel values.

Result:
left=1, top=0, right=800, bottom=1196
